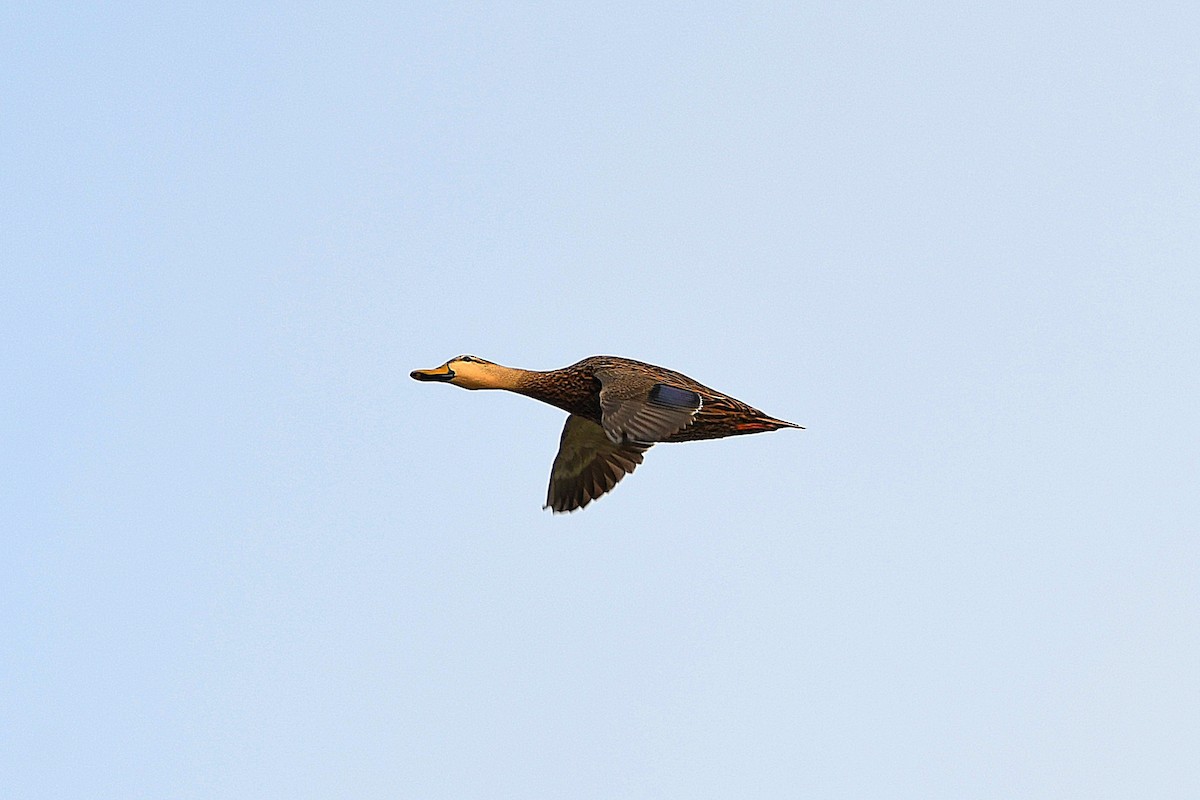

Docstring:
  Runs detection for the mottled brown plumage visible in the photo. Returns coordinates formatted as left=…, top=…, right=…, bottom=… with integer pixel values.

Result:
left=411, top=355, right=802, bottom=512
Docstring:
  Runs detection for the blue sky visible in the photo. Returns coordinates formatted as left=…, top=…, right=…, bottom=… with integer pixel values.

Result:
left=4, top=3, right=1198, bottom=797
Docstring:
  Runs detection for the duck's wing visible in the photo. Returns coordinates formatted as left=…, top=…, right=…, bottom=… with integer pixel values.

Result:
left=545, top=414, right=650, bottom=512
left=595, top=369, right=703, bottom=444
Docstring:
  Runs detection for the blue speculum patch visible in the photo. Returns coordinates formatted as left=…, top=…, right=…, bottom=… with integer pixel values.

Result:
left=648, top=383, right=701, bottom=409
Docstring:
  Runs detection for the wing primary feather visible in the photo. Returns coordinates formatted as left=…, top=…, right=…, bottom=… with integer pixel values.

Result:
left=545, top=414, right=650, bottom=513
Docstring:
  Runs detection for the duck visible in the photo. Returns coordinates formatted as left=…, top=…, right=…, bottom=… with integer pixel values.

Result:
left=411, top=355, right=803, bottom=513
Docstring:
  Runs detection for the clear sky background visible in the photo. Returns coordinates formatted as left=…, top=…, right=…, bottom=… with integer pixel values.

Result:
left=4, top=3, right=1198, bottom=798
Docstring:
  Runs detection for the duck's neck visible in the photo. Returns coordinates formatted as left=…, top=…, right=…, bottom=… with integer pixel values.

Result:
left=512, top=367, right=592, bottom=415
left=463, top=362, right=532, bottom=391
left=471, top=364, right=588, bottom=415
left=509, top=368, right=556, bottom=400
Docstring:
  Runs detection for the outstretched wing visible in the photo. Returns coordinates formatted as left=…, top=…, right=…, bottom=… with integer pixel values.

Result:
left=545, top=414, right=650, bottom=512
left=595, top=370, right=703, bottom=444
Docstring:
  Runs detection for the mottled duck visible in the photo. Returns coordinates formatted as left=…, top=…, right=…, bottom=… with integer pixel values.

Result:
left=411, top=355, right=802, bottom=512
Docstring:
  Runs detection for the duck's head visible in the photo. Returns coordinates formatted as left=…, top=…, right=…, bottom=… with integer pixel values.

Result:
left=410, top=355, right=512, bottom=390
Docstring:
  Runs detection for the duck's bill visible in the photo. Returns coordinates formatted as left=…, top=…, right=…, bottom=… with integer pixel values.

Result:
left=410, top=365, right=455, bottom=382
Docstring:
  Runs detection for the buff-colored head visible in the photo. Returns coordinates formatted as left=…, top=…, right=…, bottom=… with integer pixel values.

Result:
left=410, top=355, right=517, bottom=390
